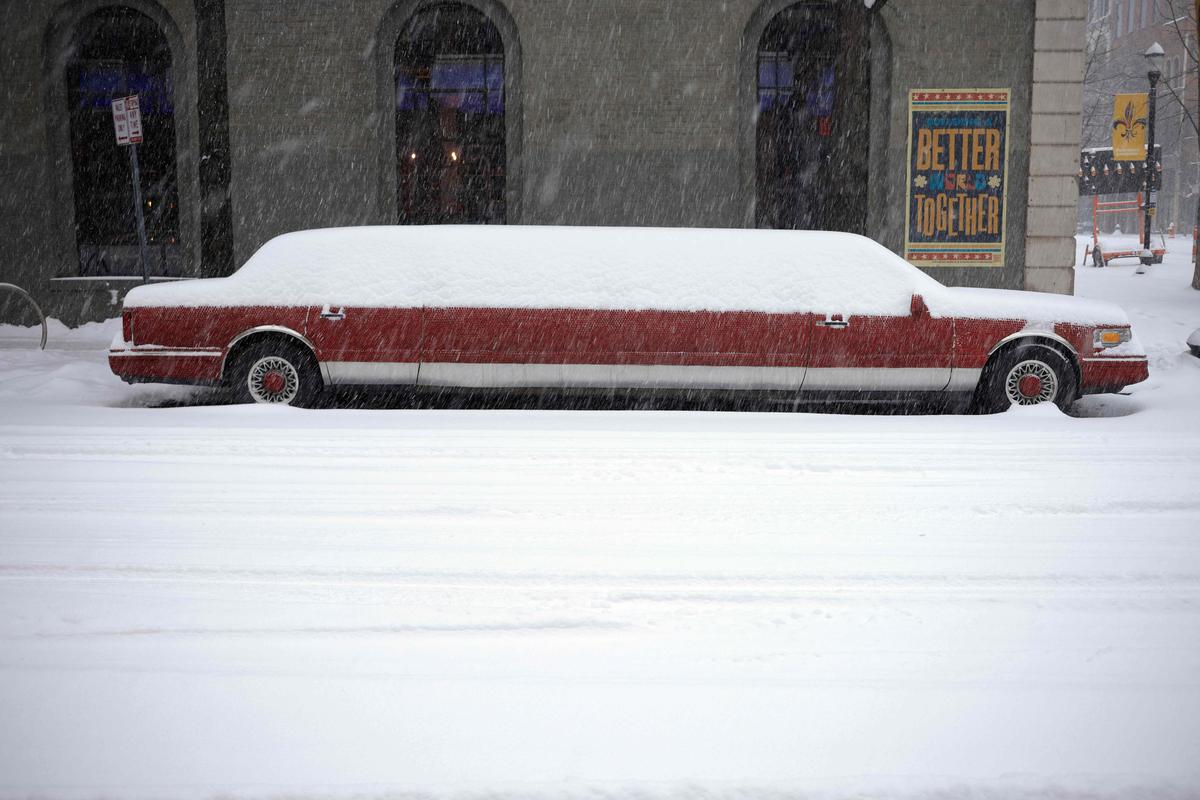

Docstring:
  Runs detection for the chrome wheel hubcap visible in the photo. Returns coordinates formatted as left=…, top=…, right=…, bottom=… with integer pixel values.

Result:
left=1004, top=359, right=1058, bottom=405
left=248, top=356, right=299, bottom=404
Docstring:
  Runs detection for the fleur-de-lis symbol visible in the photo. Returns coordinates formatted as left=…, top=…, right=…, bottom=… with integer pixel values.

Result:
left=1112, top=100, right=1147, bottom=145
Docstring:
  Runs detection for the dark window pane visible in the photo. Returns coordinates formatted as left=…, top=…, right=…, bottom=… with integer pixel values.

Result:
left=395, top=2, right=505, bottom=225
left=486, top=61, right=503, bottom=94
left=396, top=87, right=423, bottom=111
left=458, top=92, right=486, bottom=115
left=431, top=59, right=485, bottom=91
left=756, top=3, right=838, bottom=230
left=758, top=61, right=775, bottom=88
left=66, top=7, right=180, bottom=276
left=777, top=60, right=794, bottom=90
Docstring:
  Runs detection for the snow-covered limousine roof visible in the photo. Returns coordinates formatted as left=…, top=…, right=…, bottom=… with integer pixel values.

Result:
left=124, top=226, right=942, bottom=316
left=123, top=225, right=1129, bottom=326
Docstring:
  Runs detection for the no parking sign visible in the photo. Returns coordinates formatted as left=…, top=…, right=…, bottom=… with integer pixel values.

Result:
left=111, top=96, right=143, bottom=146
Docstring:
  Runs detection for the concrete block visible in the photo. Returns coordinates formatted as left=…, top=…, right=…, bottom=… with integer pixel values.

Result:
left=1024, top=234, right=1077, bottom=267
left=1035, top=18, right=1085, bottom=51
left=1030, top=143, right=1083, bottom=176
left=1025, top=204, right=1077, bottom=236
left=1036, top=0, right=1087, bottom=21
left=1028, top=175, right=1080, bottom=207
left=1023, top=264, right=1075, bottom=294
left=1032, top=81, right=1083, bottom=113
left=1031, top=112, right=1084, bottom=145
left=1033, top=50, right=1084, bottom=83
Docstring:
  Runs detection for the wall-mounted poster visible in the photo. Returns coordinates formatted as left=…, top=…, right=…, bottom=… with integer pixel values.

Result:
left=904, top=89, right=1010, bottom=268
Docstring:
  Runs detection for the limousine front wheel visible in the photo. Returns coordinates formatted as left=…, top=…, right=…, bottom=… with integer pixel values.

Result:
left=230, top=342, right=322, bottom=407
left=978, top=344, right=1077, bottom=413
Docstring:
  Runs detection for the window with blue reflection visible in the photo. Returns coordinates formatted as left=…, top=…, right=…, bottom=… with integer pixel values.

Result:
left=395, top=3, right=506, bottom=224
left=65, top=7, right=180, bottom=276
left=756, top=3, right=838, bottom=230
left=76, top=68, right=174, bottom=114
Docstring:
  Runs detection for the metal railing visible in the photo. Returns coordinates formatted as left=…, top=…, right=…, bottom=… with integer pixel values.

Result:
left=0, top=283, right=48, bottom=350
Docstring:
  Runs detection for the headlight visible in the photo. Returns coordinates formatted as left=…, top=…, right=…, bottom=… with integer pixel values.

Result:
left=1094, top=327, right=1132, bottom=348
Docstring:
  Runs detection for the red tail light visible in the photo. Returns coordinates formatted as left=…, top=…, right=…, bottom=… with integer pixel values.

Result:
left=122, top=310, right=134, bottom=345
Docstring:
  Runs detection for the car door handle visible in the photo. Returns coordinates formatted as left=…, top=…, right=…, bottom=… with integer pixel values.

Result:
left=320, top=305, right=345, bottom=321
left=816, top=316, right=849, bottom=329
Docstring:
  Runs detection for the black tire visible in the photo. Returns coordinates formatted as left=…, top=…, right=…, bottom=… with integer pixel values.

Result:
left=227, top=339, right=323, bottom=407
left=975, top=344, right=1078, bottom=414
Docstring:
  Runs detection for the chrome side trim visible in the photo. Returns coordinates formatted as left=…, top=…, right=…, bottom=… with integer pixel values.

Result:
left=1080, top=356, right=1147, bottom=363
left=987, top=329, right=1078, bottom=357
left=946, top=367, right=983, bottom=393
left=221, top=325, right=318, bottom=382
left=326, top=361, right=419, bottom=385
left=226, top=324, right=316, bottom=353
left=109, top=348, right=223, bottom=358
left=802, top=367, right=951, bottom=392
left=417, top=363, right=808, bottom=390
left=286, top=361, right=969, bottom=393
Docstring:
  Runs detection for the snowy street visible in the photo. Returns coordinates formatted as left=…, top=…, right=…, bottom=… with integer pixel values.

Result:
left=1, top=241, right=1199, bottom=798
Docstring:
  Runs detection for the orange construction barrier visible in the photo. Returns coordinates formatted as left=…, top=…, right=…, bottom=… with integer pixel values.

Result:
left=1087, top=194, right=1166, bottom=266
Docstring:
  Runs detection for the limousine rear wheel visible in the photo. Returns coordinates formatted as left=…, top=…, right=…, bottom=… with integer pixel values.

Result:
left=230, top=341, right=322, bottom=407
left=979, top=344, right=1076, bottom=413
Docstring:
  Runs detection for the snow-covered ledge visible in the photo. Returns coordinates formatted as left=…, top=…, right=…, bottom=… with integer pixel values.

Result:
left=1025, top=0, right=1086, bottom=295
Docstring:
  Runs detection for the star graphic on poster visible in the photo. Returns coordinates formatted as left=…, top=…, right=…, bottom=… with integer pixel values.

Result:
left=914, top=175, right=927, bottom=188
left=988, top=175, right=1002, bottom=189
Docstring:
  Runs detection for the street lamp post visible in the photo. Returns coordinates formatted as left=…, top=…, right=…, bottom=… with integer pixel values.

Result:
left=1139, top=42, right=1165, bottom=273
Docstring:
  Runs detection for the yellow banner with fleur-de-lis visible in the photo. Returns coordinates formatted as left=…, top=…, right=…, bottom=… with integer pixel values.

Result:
left=1112, top=93, right=1148, bottom=160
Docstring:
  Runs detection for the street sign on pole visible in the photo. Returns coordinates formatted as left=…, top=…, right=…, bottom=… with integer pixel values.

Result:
left=111, top=96, right=143, bottom=146
left=111, top=96, right=150, bottom=282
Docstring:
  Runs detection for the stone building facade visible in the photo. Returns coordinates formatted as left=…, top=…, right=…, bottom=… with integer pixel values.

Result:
left=0, top=0, right=1087, bottom=325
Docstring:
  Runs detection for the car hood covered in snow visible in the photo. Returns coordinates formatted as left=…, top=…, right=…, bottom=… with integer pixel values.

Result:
left=929, top=286, right=1132, bottom=327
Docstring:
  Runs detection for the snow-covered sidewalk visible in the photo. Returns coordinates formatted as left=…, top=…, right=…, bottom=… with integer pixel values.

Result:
left=0, top=241, right=1198, bottom=799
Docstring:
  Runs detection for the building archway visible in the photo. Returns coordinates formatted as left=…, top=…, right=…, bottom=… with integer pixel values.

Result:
left=376, top=0, right=520, bottom=226
left=751, top=1, right=871, bottom=233
left=62, top=6, right=182, bottom=276
left=394, top=2, right=507, bottom=224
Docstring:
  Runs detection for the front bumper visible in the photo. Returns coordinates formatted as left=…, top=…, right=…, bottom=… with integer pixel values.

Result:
left=1079, top=356, right=1149, bottom=395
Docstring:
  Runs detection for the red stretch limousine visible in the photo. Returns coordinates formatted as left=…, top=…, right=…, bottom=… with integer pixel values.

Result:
left=110, top=226, right=1148, bottom=410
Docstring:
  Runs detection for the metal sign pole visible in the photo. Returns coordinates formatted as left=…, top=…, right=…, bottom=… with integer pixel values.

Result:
left=112, top=95, right=150, bottom=283
left=128, top=141, right=150, bottom=283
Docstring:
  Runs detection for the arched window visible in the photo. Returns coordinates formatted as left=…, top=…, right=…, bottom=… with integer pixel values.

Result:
left=66, top=6, right=179, bottom=276
left=755, top=1, right=869, bottom=232
left=395, top=2, right=505, bottom=224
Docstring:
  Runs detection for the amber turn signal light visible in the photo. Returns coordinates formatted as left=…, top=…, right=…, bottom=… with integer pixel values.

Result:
left=1093, top=328, right=1131, bottom=348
